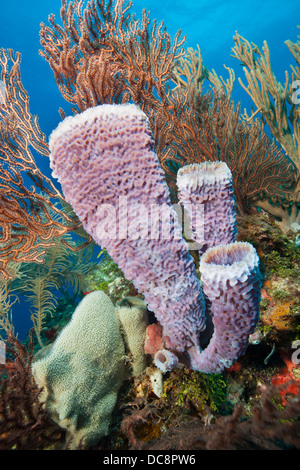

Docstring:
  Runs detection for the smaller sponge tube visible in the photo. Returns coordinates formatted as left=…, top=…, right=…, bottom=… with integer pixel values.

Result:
left=189, top=242, right=262, bottom=373
left=177, top=162, right=237, bottom=255
left=154, top=349, right=179, bottom=373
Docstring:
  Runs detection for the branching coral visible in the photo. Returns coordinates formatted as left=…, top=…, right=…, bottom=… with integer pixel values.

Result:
left=232, top=29, right=300, bottom=230
left=0, top=48, right=92, bottom=279
left=17, top=235, right=95, bottom=347
left=122, top=386, right=300, bottom=450
left=0, top=332, right=64, bottom=450
left=39, top=0, right=185, bottom=123
left=165, top=81, right=296, bottom=215
left=172, top=45, right=236, bottom=98
left=39, top=0, right=295, bottom=215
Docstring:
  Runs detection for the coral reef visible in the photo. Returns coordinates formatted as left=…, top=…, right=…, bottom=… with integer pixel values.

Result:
left=49, top=102, right=262, bottom=374
left=49, top=102, right=262, bottom=375
left=0, top=49, right=92, bottom=279
left=0, top=0, right=299, bottom=452
left=0, top=332, right=64, bottom=450
left=232, top=30, right=300, bottom=231
left=32, top=291, right=127, bottom=449
left=40, top=0, right=296, bottom=217
left=1, top=208, right=299, bottom=451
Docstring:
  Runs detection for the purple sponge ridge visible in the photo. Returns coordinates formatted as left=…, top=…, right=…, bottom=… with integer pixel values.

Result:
left=177, top=162, right=237, bottom=255
left=49, top=104, right=206, bottom=355
left=189, top=241, right=262, bottom=372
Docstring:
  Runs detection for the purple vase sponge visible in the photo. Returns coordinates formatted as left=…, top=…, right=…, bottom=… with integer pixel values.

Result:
left=189, top=241, right=262, bottom=373
left=49, top=104, right=206, bottom=357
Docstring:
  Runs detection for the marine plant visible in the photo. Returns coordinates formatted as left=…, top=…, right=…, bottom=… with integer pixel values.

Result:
left=0, top=233, right=96, bottom=345
left=0, top=332, right=64, bottom=450
left=0, top=49, right=92, bottom=280
left=39, top=0, right=296, bottom=216
left=232, top=30, right=300, bottom=231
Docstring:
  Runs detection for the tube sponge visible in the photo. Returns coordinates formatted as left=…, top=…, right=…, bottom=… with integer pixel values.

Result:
left=188, top=242, right=262, bottom=373
left=49, top=103, right=206, bottom=356
left=177, top=162, right=237, bottom=254
left=154, top=348, right=179, bottom=373
left=48, top=105, right=261, bottom=376
left=32, top=291, right=126, bottom=449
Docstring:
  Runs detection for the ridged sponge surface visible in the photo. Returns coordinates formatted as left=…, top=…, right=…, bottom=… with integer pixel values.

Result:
left=189, top=242, right=262, bottom=373
left=177, top=162, right=237, bottom=254
left=49, top=104, right=206, bottom=354
left=32, top=291, right=126, bottom=448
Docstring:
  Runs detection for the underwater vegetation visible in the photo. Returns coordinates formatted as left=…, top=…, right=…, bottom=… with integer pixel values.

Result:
left=39, top=0, right=299, bottom=228
left=232, top=32, right=300, bottom=230
left=0, top=0, right=300, bottom=451
left=0, top=49, right=93, bottom=281
left=0, top=233, right=97, bottom=347
left=84, top=249, right=139, bottom=304
left=0, top=332, right=64, bottom=450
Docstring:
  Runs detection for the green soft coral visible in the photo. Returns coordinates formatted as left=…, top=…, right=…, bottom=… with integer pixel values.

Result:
left=85, top=253, right=137, bottom=303
left=163, top=369, right=229, bottom=414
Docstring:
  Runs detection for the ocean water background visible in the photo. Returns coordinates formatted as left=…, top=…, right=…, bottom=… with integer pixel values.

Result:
left=0, top=0, right=299, bottom=339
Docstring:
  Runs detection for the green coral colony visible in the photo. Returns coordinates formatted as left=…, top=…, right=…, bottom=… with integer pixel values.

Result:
left=1, top=0, right=300, bottom=451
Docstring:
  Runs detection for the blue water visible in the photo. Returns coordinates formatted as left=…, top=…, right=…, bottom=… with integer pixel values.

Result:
left=1, top=0, right=299, bottom=149
left=1, top=0, right=299, bottom=339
